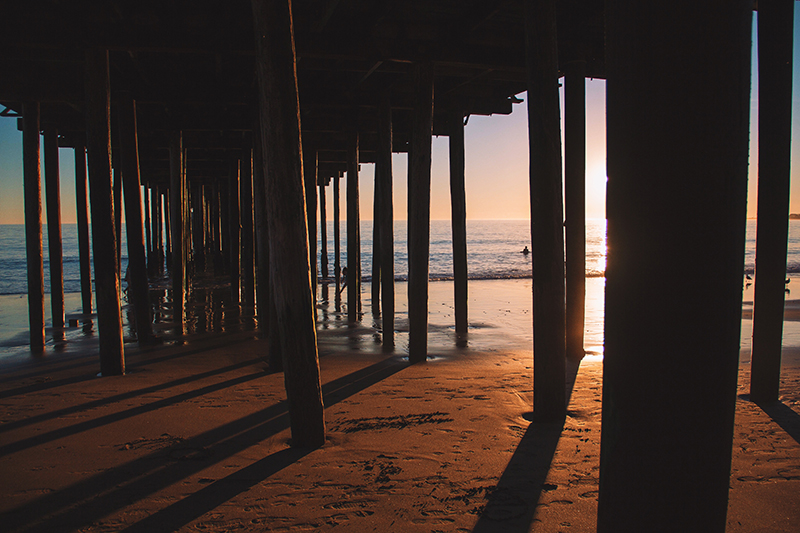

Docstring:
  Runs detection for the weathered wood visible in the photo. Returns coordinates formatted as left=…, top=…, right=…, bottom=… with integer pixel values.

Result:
left=346, top=130, right=360, bottom=323
left=565, top=60, right=586, bottom=363
left=408, top=62, right=434, bottom=362
left=164, top=189, right=172, bottom=270
left=377, top=92, right=395, bottom=348
left=241, top=147, right=256, bottom=311
left=334, top=173, right=341, bottom=303
left=253, top=117, right=274, bottom=353
left=113, top=165, right=122, bottom=275
left=155, top=186, right=164, bottom=273
left=143, top=184, right=152, bottom=270
left=371, top=152, right=381, bottom=315
left=448, top=110, right=468, bottom=340
left=169, top=131, right=185, bottom=336
left=319, top=181, right=329, bottom=280
left=253, top=0, right=325, bottom=447
left=73, top=142, right=93, bottom=318
left=229, top=159, right=241, bottom=305
left=43, top=126, right=65, bottom=337
left=599, top=2, right=752, bottom=531
left=303, top=146, right=318, bottom=302
left=751, top=0, right=794, bottom=403
left=115, top=92, right=153, bottom=342
left=22, top=102, right=45, bottom=351
left=84, top=49, right=125, bottom=375
left=192, top=184, right=205, bottom=269
left=150, top=187, right=160, bottom=274
left=524, top=0, right=565, bottom=420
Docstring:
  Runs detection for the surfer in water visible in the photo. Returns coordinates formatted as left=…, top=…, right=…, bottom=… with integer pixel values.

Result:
left=521, top=246, right=530, bottom=255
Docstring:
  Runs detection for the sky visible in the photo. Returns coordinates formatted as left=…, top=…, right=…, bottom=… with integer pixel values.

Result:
left=1, top=12, right=800, bottom=226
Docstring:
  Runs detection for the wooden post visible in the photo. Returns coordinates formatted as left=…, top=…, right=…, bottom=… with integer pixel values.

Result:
left=22, top=102, right=45, bottom=351
left=524, top=0, right=565, bottom=419
left=241, top=147, right=256, bottom=310
left=169, top=131, right=185, bottom=336
left=346, top=131, right=361, bottom=323
left=319, top=180, right=328, bottom=279
left=143, top=184, right=152, bottom=272
left=377, top=93, right=395, bottom=347
left=408, top=62, right=434, bottom=362
left=116, top=92, right=153, bottom=342
left=253, top=0, right=325, bottom=448
left=84, top=49, right=124, bottom=375
left=150, top=187, right=159, bottom=274
left=74, top=141, right=93, bottom=317
left=449, top=109, right=468, bottom=341
left=155, top=186, right=164, bottom=272
left=599, top=3, right=752, bottom=531
left=371, top=163, right=381, bottom=316
left=192, top=184, right=205, bottom=269
left=565, top=60, right=587, bottom=362
left=253, top=118, right=273, bottom=340
left=751, top=0, right=795, bottom=403
left=304, top=146, right=318, bottom=301
left=43, top=126, right=65, bottom=338
left=113, top=165, right=122, bottom=274
left=334, top=173, right=341, bottom=302
left=164, top=189, right=172, bottom=270
left=229, top=159, right=241, bottom=306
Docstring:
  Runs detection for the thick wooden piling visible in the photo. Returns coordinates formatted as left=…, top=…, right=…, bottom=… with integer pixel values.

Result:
left=253, top=116, right=270, bottom=332
left=113, top=165, right=122, bottom=274
left=43, top=126, right=65, bottom=337
left=448, top=109, right=468, bottom=340
left=564, top=60, right=587, bottom=362
left=751, top=0, right=795, bottom=403
left=252, top=0, right=325, bottom=448
left=241, top=147, right=256, bottom=310
left=155, top=187, right=164, bottom=272
left=192, top=184, right=205, bottom=269
left=408, top=62, right=434, bottom=362
left=116, top=92, right=153, bottom=342
left=164, top=190, right=172, bottom=270
left=599, top=3, right=751, bottom=531
left=84, top=49, right=125, bottom=375
left=169, top=131, right=185, bottom=336
left=377, top=93, right=395, bottom=347
left=319, top=180, right=328, bottom=280
left=346, top=131, right=361, bottom=323
left=334, top=173, right=341, bottom=301
left=372, top=164, right=381, bottom=315
left=303, top=146, right=318, bottom=300
left=22, top=102, right=45, bottom=351
left=150, top=187, right=160, bottom=274
left=143, top=184, right=152, bottom=272
left=73, top=141, right=93, bottom=317
left=229, top=159, right=241, bottom=305
left=524, top=0, right=565, bottom=419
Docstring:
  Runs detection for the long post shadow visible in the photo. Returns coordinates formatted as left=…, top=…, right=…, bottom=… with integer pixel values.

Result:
left=755, top=400, right=800, bottom=445
left=472, top=358, right=582, bottom=532
left=2, top=356, right=408, bottom=533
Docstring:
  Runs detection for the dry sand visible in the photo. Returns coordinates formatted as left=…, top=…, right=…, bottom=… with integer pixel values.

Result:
left=0, top=279, right=798, bottom=532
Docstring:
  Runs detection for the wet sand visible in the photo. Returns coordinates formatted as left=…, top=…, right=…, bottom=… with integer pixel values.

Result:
left=0, top=279, right=798, bottom=532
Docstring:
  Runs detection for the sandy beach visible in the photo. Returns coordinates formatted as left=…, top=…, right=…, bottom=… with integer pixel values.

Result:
left=0, top=279, right=798, bottom=532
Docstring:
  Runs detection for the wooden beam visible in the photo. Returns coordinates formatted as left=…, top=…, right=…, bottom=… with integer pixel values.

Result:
left=346, top=130, right=361, bottom=323
left=43, top=126, right=65, bottom=338
left=252, top=0, right=325, bottom=448
left=751, top=0, right=795, bottom=402
left=22, top=102, right=45, bottom=351
left=169, top=131, right=186, bottom=336
left=241, top=146, right=256, bottom=312
left=525, top=0, right=565, bottom=421
left=73, top=142, right=93, bottom=319
left=84, top=49, right=125, bottom=375
left=449, top=109, right=468, bottom=341
left=377, top=92, right=395, bottom=349
left=408, top=62, right=434, bottom=362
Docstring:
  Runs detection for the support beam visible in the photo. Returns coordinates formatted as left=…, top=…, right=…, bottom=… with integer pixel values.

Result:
left=751, top=0, right=795, bottom=403
left=241, top=147, right=256, bottom=311
left=74, top=142, right=93, bottom=318
left=408, top=62, right=434, bottom=362
left=372, top=160, right=381, bottom=315
left=229, top=159, right=241, bottom=306
left=22, top=102, right=45, bottom=351
left=319, top=181, right=329, bottom=280
left=346, top=131, right=361, bottom=323
left=449, top=109, right=468, bottom=341
left=377, top=93, right=395, bottom=348
left=84, top=49, right=124, bottom=375
left=113, top=164, right=122, bottom=274
left=116, top=92, right=152, bottom=342
left=304, top=146, right=318, bottom=301
left=334, top=173, right=341, bottom=303
left=252, top=0, right=325, bottom=448
left=565, top=60, right=587, bottom=362
left=44, top=126, right=65, bottom=338
left=143, top=184, right=152, bottom=272
left=599, top=3, right=752, bottom=531
left=524, top=0, right=565, bottom=420
left=169, top=131, right=185, bottom=336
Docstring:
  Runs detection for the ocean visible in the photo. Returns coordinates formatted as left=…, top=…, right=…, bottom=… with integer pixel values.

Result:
left=0, top=218, right=796, bottom=296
